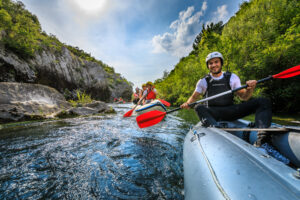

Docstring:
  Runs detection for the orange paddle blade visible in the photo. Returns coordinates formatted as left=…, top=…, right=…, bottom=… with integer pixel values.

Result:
left=123, top=109, right=134, bottom=117
left=159, top=99, right=171, bottom=107
left=273, top=65, right=300, bottom=79
left=136, top=110, right=167, bottom=128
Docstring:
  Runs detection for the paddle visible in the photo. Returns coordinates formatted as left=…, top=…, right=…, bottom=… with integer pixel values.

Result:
left=158, top=99, right=171, bottom=107
left=123, top=91, right=148, bottom=117
left=136, top=65, right=300, bottom=128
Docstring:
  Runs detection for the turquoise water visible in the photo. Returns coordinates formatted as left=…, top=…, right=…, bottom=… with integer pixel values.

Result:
left=0, top=103, right=192, bottom=199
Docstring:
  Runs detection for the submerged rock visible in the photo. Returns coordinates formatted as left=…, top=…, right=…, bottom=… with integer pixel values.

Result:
left=58, top=101, right=115, bottom=117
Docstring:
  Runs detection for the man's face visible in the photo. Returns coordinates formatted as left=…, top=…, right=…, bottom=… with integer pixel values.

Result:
left=207, top=57, right=222, bottom=74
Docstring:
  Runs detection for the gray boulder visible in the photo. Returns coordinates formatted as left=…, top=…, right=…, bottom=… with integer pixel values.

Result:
left=0, top=82, right=116, bottom=123
left=0, top=82, right=71, bottom=123
left=60, top=101, right=115, bottom=117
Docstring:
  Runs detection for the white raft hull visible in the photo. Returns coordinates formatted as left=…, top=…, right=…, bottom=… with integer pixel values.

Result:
left=133, top=100, right=167, bottom=116
left=184, top=120, right=300, bottom=200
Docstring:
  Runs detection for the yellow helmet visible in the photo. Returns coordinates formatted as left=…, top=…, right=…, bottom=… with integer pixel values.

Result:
left=142, top=84, right=146, bottom=87
left=146, top=81, right=153, bottom=86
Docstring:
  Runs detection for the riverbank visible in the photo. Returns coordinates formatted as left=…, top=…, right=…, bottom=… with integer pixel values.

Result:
left=2, top=106, right=299, bottom=130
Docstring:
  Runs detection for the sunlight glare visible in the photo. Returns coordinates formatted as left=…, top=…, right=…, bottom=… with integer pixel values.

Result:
left=73, top=0, right=107, bottom=12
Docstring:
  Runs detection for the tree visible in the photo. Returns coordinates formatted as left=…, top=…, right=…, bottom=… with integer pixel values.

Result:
left=191, top=21, right=224, bottom=54
left=155, top=0, right=300, bottom=112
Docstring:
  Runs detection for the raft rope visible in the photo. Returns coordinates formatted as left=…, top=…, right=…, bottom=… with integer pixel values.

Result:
left=194, top=130, right=231, bottom=200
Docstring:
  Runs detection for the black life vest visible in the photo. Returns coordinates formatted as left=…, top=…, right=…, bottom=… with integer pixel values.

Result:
left=204, top=72, right=234, bottom=107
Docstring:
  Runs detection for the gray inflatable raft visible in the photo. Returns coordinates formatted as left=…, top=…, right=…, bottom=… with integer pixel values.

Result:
left=183, top=120, right=300, bottom=200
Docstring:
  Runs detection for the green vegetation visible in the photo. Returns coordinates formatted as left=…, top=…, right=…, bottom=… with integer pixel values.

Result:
left=0, top=0, right=130, bottom=87
left=68, top=90, right=93, bottom=107
left=155, top=0, right=300, bottom=113
left=176, top=108, right=300, bottom=126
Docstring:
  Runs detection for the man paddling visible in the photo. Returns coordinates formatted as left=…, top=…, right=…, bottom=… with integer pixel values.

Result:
left=180, top=52, right=272, bottom=147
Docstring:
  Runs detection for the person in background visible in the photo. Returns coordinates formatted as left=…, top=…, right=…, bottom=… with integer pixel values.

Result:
left=138, top=84, right=147, bottom=105
left=133, top=87, right=140, bottom=104
left=118, top=97, right=124, bottom=103
left=139, top=84, right=147, bottom=98
left=180, top=51, right=272, bottom=147
left=144, top=81, right=157, bottom=104
left=138, top=81, right=157, bottom=105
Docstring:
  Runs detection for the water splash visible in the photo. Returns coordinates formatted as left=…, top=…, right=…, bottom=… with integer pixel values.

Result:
left=0, top=103, right=189, bottom=199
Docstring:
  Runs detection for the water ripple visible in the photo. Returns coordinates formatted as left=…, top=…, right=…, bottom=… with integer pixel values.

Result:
left=0, top=103, right=190, bottom=199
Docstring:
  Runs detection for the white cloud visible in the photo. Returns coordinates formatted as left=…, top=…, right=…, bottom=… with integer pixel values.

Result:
left=202, top=1, right=208, bottom=12
left=212, top=5, right=229, bottom=23
left=21, top=0, right=222, bottom=88
left=71, top=0, right=107, bottom=14
left=152, top=2, right=207, bottom=57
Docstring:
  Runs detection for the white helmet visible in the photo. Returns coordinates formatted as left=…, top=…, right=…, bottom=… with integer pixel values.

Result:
left=205, top=51, right=224, bottom=66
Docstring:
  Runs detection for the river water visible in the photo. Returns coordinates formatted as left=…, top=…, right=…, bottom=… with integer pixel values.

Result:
left=0, top=103, right=193, bottom=199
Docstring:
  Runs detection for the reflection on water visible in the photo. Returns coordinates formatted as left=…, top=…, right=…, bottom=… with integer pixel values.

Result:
left=0, top=103, right=192, bottom=199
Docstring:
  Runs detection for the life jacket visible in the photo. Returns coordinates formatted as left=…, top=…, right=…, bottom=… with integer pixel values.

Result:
left=204, top=72, right=233, bottom=107
left=146, top=89, right=156, bottom=100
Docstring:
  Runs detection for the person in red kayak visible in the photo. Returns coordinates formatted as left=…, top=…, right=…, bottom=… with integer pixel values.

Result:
left=180, top=51, right=272, bottom=147
left=138, top=81, right=157, bottom=105
left=145, top=81, right=157, bottom=104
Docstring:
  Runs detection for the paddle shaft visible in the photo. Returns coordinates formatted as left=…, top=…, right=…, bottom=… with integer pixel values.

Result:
left=134, top=92, right=148, bottom=108
left=166, top=76, right=273, bottom=114
left=131, top=95, right=145, bottom=112
left=123, top=90, right=148, bottom=117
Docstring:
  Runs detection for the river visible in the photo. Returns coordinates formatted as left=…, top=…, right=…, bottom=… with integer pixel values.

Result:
left=0, top=103, right=193, bottom=199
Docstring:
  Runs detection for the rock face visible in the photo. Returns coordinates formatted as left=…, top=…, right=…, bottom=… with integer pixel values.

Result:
left=0, top=44, right=133, bottom=101
left=0, top=82, right=71, bottom=122
left=0, top=82, right=115, bottom=123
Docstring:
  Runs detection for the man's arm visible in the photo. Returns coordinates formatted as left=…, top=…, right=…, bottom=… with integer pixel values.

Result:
left=153, top=88, right=157, bottom=94
left=139, top=90, right=143, bottom=99
left=138, top=91, right=147, bottom=105
left=180, top=91, right=201, bottom=109
left=235, top=80, right=257, bottom=101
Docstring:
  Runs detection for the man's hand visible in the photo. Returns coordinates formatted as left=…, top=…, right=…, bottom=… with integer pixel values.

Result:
left=180, top=102, right=190, bottom=109
left=180, top=91, right=200, bottom=109
left=236, top=80, right=257, bottom=101
left=246, top=80, right=257, bottom=90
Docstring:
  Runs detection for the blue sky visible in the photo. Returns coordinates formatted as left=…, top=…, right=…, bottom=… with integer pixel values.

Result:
left=19, top=0, right=247, bottom=89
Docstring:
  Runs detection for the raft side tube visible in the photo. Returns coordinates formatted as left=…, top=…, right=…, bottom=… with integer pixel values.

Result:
left=184, top=123, right=300, bottom=200
left=225, top=119, right=300, bottom=167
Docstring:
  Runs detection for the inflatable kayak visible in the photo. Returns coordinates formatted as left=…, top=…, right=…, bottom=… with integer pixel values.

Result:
left=133, top=100, right=167, bottom=116
left=183, top=120, right=300, bottom=200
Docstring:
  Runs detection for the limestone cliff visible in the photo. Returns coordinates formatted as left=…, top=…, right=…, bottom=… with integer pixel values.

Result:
left=0, top=44, right=132, bottom=102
